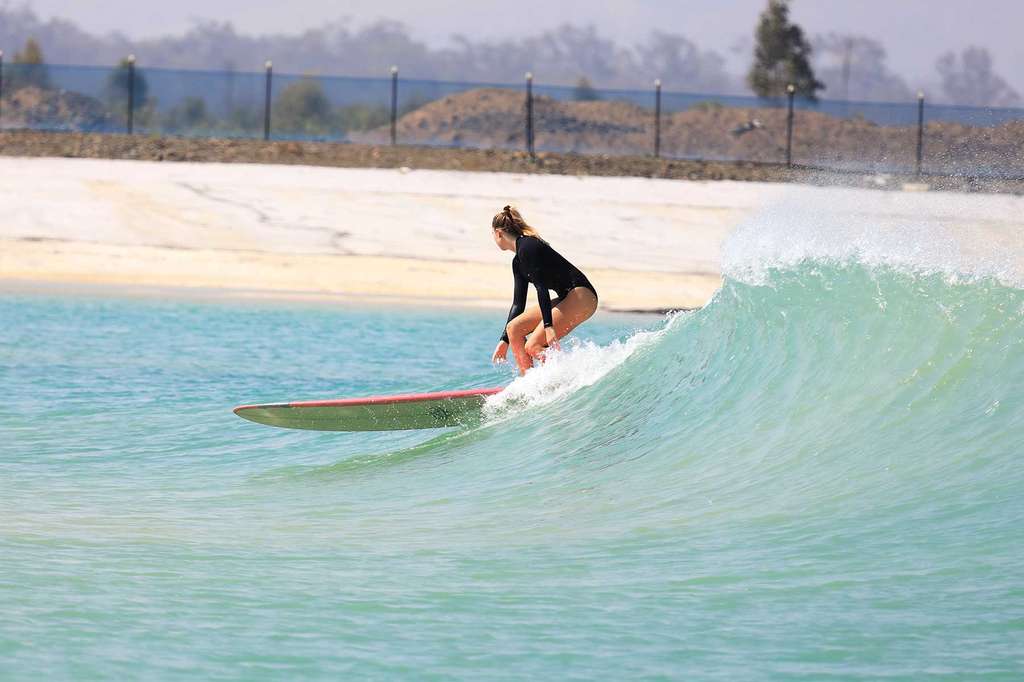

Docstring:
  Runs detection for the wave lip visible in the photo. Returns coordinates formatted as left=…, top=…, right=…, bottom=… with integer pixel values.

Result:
left=722, top=189, right=1024, bottom=289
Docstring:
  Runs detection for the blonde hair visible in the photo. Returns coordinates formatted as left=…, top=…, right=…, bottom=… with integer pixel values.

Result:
left=492, top=205, right=542, bottom=240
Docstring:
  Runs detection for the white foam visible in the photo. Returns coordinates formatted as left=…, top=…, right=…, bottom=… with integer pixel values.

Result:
left=483, top=315, right=681, bottom=422
left=722, top=186, right=1024, bottom=288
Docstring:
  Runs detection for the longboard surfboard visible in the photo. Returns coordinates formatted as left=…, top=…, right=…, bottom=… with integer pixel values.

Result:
left=233, top=386, right=504, bottom=432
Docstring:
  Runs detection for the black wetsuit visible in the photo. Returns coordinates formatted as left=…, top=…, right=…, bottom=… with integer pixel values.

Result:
left=499, top=235, right=598, bottom=343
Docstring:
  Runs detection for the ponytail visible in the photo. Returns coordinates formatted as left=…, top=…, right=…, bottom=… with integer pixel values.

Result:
left=492, top=205, right=543, bottom=241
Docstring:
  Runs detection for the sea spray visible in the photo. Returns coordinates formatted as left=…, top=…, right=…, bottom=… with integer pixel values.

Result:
left=723, top=188, right=1024, bottom=287
left=482, top=313, right=683, bottom=421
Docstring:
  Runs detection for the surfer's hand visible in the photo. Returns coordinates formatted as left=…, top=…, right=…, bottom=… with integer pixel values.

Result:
left=544, top=327, right=560, bottom=350
left=492, top=341, right=509, bottom=363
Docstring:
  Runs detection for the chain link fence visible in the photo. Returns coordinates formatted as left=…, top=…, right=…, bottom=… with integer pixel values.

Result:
left=1, top=57, right=1021, bottom=178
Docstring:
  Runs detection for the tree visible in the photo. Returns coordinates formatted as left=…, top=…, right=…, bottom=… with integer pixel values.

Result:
left=635, top=32, right=733, bottom=93
left=936, top=47, right=1021, bottom=107
left=335, top=104, right=389, bottom=133
left=104, top=57, right=152, bottom=128
left=572, top=77, right=600, bottom=101
left=0, top=7, right=747, bottom=93
left=748, top=0, right=823, bottom=100
left=226, top=106, right=262, bottom=134
left=9, top=37, right=51, bottom=91
left=273, top=78, right=334, bottom=135
left=163, top=97, right=213, bottom=133
left=105, top=57, right=149, bottom=110
left=813, top=34, right=912, bottom=102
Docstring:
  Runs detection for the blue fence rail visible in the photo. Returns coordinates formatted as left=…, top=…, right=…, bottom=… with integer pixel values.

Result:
left=1, top=58, right=1022, bottom=178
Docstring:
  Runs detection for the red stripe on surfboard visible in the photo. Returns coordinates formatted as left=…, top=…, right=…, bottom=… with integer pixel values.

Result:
left=234, top=386, right=504, bottom=412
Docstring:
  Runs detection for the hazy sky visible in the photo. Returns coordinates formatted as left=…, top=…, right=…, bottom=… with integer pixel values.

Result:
left=21, top=0, right=1024, bottom=91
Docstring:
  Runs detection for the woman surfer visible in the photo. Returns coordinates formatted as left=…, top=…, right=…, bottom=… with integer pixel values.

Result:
left=490, top=206, right=599, bottom=375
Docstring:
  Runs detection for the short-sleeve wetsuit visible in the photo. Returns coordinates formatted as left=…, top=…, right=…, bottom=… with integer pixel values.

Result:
left=499, top=235, right=598, bottom=343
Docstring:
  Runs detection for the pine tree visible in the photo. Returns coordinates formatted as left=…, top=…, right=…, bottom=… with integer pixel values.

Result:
left=747, top=0, right=823, bottom=100
left=10, top=37, right=52, bottom=91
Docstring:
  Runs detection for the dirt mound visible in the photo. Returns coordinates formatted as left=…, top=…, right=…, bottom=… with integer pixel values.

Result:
left=355, top=88, right=1024, bottom=176
left=352, top=88, right=649, bottom=153
left=2, top=86, right=112, bottom=131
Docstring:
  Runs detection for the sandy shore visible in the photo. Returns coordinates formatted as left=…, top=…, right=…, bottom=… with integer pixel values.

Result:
left=2, top=157, right=1021, bottom=311
left=0, top=238, right=722, bottom=310
left=0, top=157, right=759, bottom=310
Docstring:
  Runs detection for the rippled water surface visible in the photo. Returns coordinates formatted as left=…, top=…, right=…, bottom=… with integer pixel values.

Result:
left=3, top=255, right=1024, bottom=678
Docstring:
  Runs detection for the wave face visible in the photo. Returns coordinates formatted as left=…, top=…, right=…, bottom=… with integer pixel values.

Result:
left=4, top=205, right=1024, bottom=678
left=456, top=260, right=1024, bottom=677
left=479, top=261, right=1024, bottom=541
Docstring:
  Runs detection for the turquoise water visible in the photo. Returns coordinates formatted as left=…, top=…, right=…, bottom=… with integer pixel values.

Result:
left=3, top=259, right=1024, bottom=679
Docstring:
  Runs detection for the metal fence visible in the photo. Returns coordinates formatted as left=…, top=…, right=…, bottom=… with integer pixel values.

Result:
left=1, top=55, right=1022, bottom=178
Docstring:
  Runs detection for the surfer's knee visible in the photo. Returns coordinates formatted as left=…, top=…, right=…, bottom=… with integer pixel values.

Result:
left=506, top=317, right=531, bottom=341
left=525, top=335, right=546, bottom=356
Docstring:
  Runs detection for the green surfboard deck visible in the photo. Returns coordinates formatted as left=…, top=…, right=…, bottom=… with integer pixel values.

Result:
left=234, top=386, right=504, bottom=432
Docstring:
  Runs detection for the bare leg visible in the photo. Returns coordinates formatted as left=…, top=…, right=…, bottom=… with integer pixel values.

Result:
left=524, top=288, right=599, bottom=361
left=505, top=306, right=543, bottom=375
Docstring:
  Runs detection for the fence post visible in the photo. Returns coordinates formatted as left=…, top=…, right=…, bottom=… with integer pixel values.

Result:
left=390, top=65, right=398, bottom=146
left=653, top=78, right=662, bottom=159
left=126, top=54, right=136, bottom=135
left=525, top=72, right=534, bottom=157
left=785, top=83, right=795, bottom=167
left=0, top=50, right=4, bottom=128
left=263, top=60, right=273, bottom=141
left=916, top=91, right=925, bottom=177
